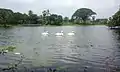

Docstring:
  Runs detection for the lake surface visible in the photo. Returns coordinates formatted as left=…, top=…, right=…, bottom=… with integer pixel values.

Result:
left=0, top=26, right=120, bottom=72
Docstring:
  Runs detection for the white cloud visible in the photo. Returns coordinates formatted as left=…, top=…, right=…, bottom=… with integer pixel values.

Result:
left=8, top=0, right=35, bottom=3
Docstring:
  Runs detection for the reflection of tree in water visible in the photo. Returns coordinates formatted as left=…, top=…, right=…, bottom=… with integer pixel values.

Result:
left=113, top=30, right=120, bottom=40
left=112, top=30, right=120, bottom=48
left=109, top=30, right=120, bottom=72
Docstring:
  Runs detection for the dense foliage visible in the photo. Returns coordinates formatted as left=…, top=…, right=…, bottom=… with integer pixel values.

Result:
left=71, top=8, right=96, bottom=23
left=0, top=9, right=14, bottom=25
left=0, top=8, right=102, bottom=26
left=0, top=8, right=63, bottom=26
left=48, top=14, right=63, bottom=26
left=95, top=19, right=108, bottom=24
left=108, top=10, right=120, bottom=27
left=64, top=17, right=69, bottom=22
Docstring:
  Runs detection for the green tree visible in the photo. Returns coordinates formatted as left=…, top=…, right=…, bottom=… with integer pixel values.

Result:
left=57, top=15, right=63, bottom=25
left=49, top=14, right=63, bottom=26
left=28, top=10, right=39, bottom=24
left=72, top=8, right=96, bottom=23
left=108, top=10, right=120, bottom=27
left=9, top=12, right=29, bottom=24
left=42, top=9, right=50, bottom=25
left=0, top=8, right=14, bottom=26
left=22, top=13, right=29, bottom=24
left=28, top=10, right=33, bottom=24
left=31, top=14, right=39, bottom=24
left=64, top=17, right=69, bottom=22
left=13, top=12, right=24, bottom=24
left=28, top=10, right=33, bottom=16
left=0, top=8, right=64, bottom=26
left=37, top=15, right=43, bottom=25
left=92, top=16, right=95, bottom=21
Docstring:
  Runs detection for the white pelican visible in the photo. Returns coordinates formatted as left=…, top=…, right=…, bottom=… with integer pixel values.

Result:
left=41, top=31, right=49, bottom=36
left=55, top=31, right=64, bottom=36
left=14, top=52, right=21, bottom=55
left=67, top=31, right=75, bottom=36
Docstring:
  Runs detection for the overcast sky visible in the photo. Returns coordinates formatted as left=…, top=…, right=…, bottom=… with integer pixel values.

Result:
left=0, top=0, right=120, bottom=18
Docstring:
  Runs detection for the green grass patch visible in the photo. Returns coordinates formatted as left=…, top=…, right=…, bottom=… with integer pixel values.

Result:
left=0, top=46, right=16, bottom=52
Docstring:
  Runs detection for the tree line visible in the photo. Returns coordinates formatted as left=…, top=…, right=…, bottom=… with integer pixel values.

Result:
left=0, top=8, right=64, bottom=26
left=1, top=8, right=108, bottom=26
left=107, top=9, right=120, bottom=27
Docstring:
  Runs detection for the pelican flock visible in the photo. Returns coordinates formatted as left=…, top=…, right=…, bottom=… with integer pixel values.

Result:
left=41, top=30, right=75, bottom=36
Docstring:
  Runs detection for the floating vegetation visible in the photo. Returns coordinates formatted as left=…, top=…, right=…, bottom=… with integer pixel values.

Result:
left=0, top=46, right=16, bottom=53
left=6, top=46, right=16, bottom=52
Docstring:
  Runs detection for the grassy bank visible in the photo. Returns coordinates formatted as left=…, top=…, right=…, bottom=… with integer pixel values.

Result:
left=62, top=22, right=106, bottom=26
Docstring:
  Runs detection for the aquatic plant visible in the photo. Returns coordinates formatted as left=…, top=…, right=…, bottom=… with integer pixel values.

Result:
left=0, top=46, right=16, bottom=55
left=6, top=46, right=16, bottom=52
left=0, top=46, right=16, bottom=51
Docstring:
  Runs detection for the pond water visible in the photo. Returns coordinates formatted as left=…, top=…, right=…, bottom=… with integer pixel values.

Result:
left=0, top=26, right=120, bottom=72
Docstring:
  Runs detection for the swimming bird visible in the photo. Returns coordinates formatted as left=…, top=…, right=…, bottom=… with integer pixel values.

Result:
left=14, top=52, right=21, bottom=55
left=41, top=31, right=49, bottom=36
left=67, top=31, right=75, bottom=36
left=55, top=31, right=64, bottom=36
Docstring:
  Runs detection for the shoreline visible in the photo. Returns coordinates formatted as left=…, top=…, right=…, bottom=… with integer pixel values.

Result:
left=0, top=24, right=106, bottom=28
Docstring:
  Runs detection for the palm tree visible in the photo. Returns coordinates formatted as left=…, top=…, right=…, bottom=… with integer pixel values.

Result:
left=42, top=9, right=50, bottom=31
